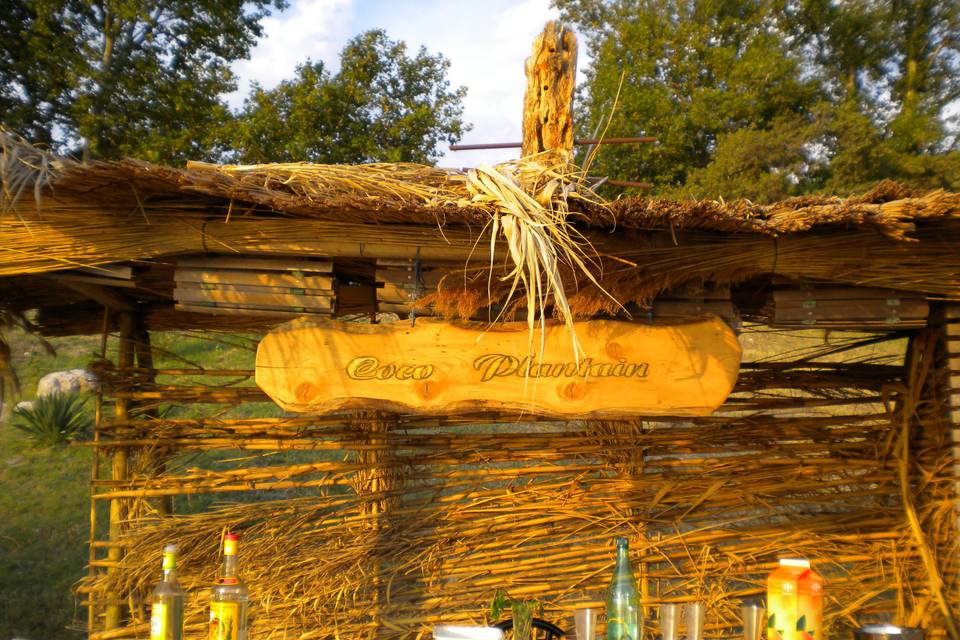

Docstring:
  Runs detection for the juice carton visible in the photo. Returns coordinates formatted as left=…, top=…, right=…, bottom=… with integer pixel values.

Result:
left=767, top=558, right=824, bottom=640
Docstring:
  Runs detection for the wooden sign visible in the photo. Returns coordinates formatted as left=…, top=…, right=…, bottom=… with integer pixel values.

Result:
left=255, top=317, right=741, bottom=417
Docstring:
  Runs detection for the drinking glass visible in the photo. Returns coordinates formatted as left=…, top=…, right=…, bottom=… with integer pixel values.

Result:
left=741, top=601, right=765, bottom=640
left=574, top=606, right=597, bottom=640
left=659, top=603, right=681, bottom=640
left=683, top=603, right=705, bottom=640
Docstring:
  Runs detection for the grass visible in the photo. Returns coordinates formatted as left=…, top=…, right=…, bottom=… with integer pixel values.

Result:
left=0, top=329, right=100, bottom=639
left=0, top=326, right=270, bottom=638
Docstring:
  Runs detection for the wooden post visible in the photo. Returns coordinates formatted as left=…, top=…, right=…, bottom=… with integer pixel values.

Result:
left=104, top=311, right=135, bottom=630
left=521, top=21, right=578, bottom=157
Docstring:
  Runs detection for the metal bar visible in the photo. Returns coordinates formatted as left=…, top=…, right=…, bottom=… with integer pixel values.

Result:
left=605, top=179, right=654, bottom=189
left=450, top=136, right=657, bottom=151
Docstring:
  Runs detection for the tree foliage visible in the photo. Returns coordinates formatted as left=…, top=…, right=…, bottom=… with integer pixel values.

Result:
left=0, top=0, right=286, bottom=163
left=231, top=30, right=469, bottom=165
left=558, top=0, right=960, bottom=200
left=1, top=6, right=468, bottom=166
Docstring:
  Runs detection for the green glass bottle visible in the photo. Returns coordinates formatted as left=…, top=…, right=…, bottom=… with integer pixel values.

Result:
left=606, top=536, right=641, bottom=640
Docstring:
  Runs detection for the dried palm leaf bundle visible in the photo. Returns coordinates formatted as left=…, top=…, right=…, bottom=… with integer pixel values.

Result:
left=0, top=127, right=64, bottom=216
left=464, top=152, right=619, bottom=359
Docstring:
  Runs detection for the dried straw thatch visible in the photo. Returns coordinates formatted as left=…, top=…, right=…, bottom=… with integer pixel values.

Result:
left=2, top=129, right=960, bottom=335
left=79, top=330, right=959, bottom=640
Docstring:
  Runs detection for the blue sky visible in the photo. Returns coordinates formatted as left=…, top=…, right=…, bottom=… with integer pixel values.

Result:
left=228, top=0, right=566, bottom=166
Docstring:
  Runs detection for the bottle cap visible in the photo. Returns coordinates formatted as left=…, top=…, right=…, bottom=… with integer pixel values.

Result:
left=615, top=536, right=629, bottom=548
left=223, top=533, right=239, bottom=556
left=162, top=544, right=177, bottom=570
left=779, top=558, right=810, bottom=568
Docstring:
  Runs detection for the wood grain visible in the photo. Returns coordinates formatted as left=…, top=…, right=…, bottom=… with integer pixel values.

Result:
left=521, top=21, right=577, bottom=157
left=255, top=316, right=741, bottom=417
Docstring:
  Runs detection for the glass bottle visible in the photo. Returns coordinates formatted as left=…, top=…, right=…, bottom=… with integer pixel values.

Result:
left=606, top=536, right=641, bottom=640
left=208, top=533, right=249, bottom=640
left=150, top=544, right=185, bottom=640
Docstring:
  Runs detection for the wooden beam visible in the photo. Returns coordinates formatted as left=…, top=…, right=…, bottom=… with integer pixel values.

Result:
left=521, top=21, right=577, bottom=157
left=51, top=278, right=136, bottom=311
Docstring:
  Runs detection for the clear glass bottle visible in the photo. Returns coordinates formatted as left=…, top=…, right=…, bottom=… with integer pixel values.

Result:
left=150, top=544, right=185, bottom=640
left=606, top=536, right=641, bottom=640
left=208, top=533, right=248, bottom=640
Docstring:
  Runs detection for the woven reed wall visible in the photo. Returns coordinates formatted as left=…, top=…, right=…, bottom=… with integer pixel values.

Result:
left=80, top=327, right=960, bottom=640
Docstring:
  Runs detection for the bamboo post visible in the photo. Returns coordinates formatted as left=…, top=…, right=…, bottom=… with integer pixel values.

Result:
left=521, top=21, right=577, bottom=157
left=133, top=316, right=172, bottom=516
left=87, top=308, right=110, bottom=635
left=104, top=311, right=135, bottom=630
left=352, top=411, right=400, bottom=630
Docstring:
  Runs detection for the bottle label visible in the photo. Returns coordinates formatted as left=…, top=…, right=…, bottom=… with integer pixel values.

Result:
left=150, top=603, right=167, bottom=640
left=209, top=601, right=242, bottom=640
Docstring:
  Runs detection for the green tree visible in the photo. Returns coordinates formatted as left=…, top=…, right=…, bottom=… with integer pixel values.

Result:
left=558, top=0, right=818, bottom=196
left=885, top=0, right=960, bottom=153
left=0, top=0, right=285, bottom=163
left=232, top=30, right=469, bottom=165
left=783, top=0, right=960, bottom=189
left=673, top=116, right=814, bottom=201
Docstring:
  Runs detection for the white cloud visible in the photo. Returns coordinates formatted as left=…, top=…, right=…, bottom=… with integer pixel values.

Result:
left=227, top=0, right=577, bottom=165
left=226, top=0, right=356, bottom=109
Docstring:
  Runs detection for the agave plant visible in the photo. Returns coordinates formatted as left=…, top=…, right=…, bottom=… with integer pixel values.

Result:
left=12, top=392, right=93, bottom=447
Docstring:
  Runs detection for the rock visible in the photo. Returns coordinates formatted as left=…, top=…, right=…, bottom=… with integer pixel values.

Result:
left=14, top=400, right=34, bottom=412
left=36, top=368, right=99, bottom=397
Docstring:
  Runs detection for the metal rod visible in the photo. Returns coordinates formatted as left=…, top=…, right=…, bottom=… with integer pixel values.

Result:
left=449, top=136, right=657, bottom=151
left=606, top=179, right=654, bottom=189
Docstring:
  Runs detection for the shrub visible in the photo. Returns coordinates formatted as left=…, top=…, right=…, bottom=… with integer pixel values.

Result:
left=12, top=393, right=93, bottom=446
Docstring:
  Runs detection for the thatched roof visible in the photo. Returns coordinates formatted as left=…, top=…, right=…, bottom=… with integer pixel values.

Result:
left=5, top=131, right=959, bottom=237
left=2, top=130, right=960, bottom=335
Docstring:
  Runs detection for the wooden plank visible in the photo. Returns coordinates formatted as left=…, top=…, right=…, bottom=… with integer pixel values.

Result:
left=174, top=287, right=332, bottom=311
left=375, top=258, right=459, bottom=269
left=176, top=256, right=333, bottom=273
left=55, top=280, right=136, bottom=311
left=77, top=265, right=134, bottom=280
left=174, top=269, right=334, bottom=290
left=376, top=269, right=449, bottom=288
left=651, top=300, right=735, bottom=319
left=255, top=317, right=742, bottom=417
left=773, top=299, right=928, bottom=322
left=946, top=357, right=960, bottom=374
left=175, top=281, right=333, bottom=297
left=772, top=286, right=915, bottom=302
left=176, top=304, right=315, bottom=318
left=770, top=320, right=927, bottom=329
left=48, top=273, right=139, bottom=289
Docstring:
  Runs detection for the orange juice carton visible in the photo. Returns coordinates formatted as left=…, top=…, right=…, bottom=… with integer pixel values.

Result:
left=767, top=558, right=824, bottom=640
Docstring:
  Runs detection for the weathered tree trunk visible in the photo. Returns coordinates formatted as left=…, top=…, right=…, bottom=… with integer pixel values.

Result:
left=521, top=21, right=578, bottom=157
